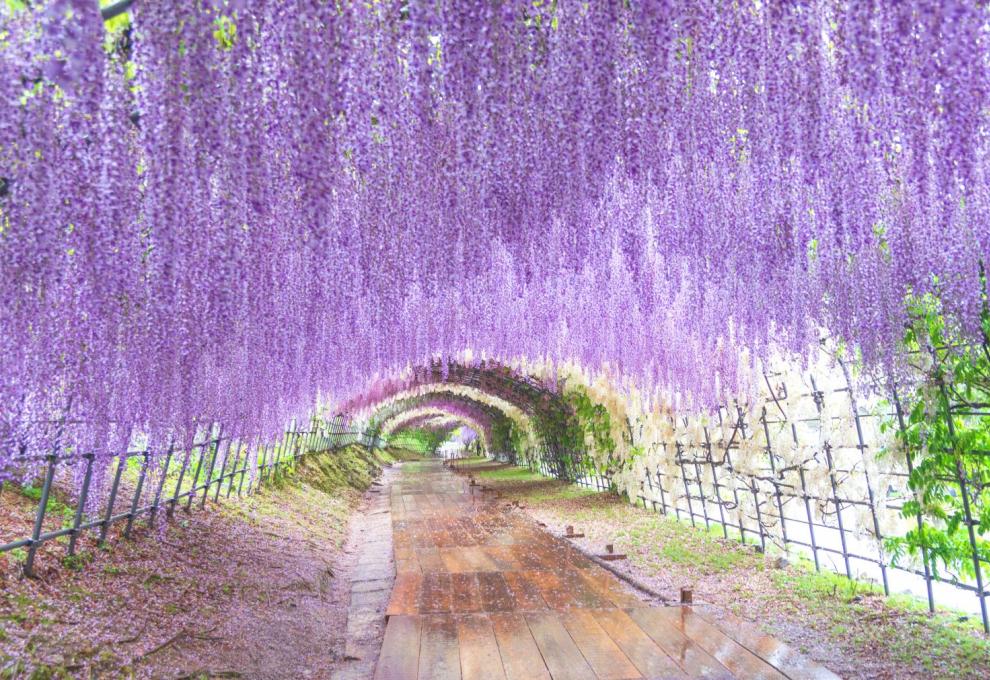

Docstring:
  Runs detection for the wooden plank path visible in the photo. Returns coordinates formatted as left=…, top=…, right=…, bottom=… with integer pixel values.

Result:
left=374, top=461, right=838, bottom=680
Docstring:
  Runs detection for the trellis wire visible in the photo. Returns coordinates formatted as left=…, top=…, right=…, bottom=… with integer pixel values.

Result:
left=497, top=360, right=989, bottom=634
left=625, top=368, right=990, bottom=634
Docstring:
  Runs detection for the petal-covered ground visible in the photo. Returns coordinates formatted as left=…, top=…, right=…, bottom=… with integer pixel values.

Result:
left=0, top=446, right=420, bottom=679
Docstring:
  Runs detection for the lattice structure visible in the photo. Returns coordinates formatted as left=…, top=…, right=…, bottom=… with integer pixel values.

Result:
left=595, top=351, right=990, bottom=633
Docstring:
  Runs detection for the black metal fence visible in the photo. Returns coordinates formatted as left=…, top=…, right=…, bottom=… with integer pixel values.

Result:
left=497, top=354, right=989, bottom=634
left=622, top=360, right=989, bottom=633
left=0, top=416, right=382, bottom=577
left=520, top=444, right=613, bottom=493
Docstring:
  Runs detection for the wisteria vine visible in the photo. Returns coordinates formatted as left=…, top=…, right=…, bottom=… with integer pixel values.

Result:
left=1, top=1, right=987, bottom=466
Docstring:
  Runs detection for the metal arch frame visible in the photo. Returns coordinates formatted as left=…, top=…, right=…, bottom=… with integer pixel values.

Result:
left=414, top=358, right=572, bottom=421
left=372, top=391, right=511, bottom=436
left=383, top=407, right=490, bottom=437
left=401, top=359, right=587, bottom=478
left=101, top=0, right=136, bottom=21
left=388, top=411, right=468, bottom=435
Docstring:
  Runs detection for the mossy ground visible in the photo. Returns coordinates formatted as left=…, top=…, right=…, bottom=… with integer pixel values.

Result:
left=457, top=457, right=990, bottom=680
left=291, top=443, right=386, bottom=493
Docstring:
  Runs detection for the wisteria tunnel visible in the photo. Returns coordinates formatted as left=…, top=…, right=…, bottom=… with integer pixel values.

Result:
left=1, top=1, right=990, bottom=678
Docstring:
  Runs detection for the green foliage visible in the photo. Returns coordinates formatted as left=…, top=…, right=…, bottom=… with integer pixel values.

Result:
left=564, top=385, right=616, bottom=456
left=386, top=427, right=450, bottom=455
left=294, top=444, right=383, bottom=492
left=60, top=552, right=93, bottom=572
left=2, top=0, right=27, bottom=14
left=18, top=485, right=74, bottom=524
left=212, top=15, right=236, bottom=50
left=528, top=384, right=615, bottom=478
left=882, top=292, right=990, bottom=579
left=489, top=417, right=526, bottom=459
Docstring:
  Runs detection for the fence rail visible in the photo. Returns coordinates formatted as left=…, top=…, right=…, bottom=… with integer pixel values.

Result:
left=0, top=418, right=383, bottom=576
left=498, top=357, right=990, bottom=635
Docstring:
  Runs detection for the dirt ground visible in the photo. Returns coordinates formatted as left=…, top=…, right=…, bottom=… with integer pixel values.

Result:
left=454, top=459, right=990, bottom=680
left=0, top=447, right=411, bottom=679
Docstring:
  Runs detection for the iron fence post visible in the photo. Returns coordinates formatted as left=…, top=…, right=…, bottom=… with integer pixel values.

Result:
left=24, top=454, right=57, bottom=577
left=68, top=453, right=95, bottom=556
left=891, top=387, right=935, bottom=614
left=705, top=427, right=730, bottom=539
left=124, top=451, right=150, bottom=538
left=186, top=425, right=215, bottom=512
left=810, top=376, right=852, bottom=580
left=149, top=440, right=174, bottom=529
left=203, top=427, right=228, bottom=507
left=170, top=442, right=194, bottom=517
left=760, top=409, right=789, bottom=550
left=98, top=455, right=126, bottom=546
left=214, top=433, right=233, bottom=502
left=936, top=376, right=989, bottom=634
left=236, top=439, right=251, bottom=497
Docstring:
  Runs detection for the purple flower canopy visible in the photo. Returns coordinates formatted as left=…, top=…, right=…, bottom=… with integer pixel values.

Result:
left=0, top=1, right=987, bottom=457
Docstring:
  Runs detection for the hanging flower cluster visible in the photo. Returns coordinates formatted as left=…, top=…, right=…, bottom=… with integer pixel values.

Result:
left=1, top=2, right=987, bottom=465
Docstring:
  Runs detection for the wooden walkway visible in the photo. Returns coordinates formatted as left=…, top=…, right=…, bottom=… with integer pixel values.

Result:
left=374, top=461, right=838, bottom=680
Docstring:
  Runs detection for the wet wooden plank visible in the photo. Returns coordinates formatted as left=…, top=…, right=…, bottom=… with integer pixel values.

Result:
left=594, top=608, right=689, bottom=680
left=575, top=570, right=644, bottom=609
left=394, top=544, right=416, bottom=563
left=411, top=521, right=436, bottom=550
left=525, top=569, right=578, bottom=609
left=524, top=543, right=562, bottom=571
left=419, top=615, right=462, bottom=680
left=395, top=558, right=422, bottom=576
left=694, top=606, right=840, bottom=679
left=457, top=614, right=507, bottom=680
left=625, top=607, right=733, bottom=679
left=525, top=611, right=597, bottom=680
left=653, top=606, right=787, bottom=679
left=440, top=548, right=476, bottom=574
left=418, top=572, right=453, bottom=614
left=546, top=541, right=595, bottom=570
left=484, top=546, right=524, bottom=571
left=477, top=572, right=515, bottom=612
left=374, top=615, right=422, bottom=680
left=416, top=545, right=448, bottom=573
left=439, top=519, right=461, bottom=546
left=464, top=517, right=493, bottom=545
left=462, top=546, right=499, bottom=572
left=387, top=573, right=423, bottom=616
left=432, top=519, right=457, bottom=548
left=563, top=572, right=612, bottom=609
left=393, top=527, right=414, bottom=551
left=510, top=543, right=550, bottom=570
left=564, top=548, right=595, bottom=571
left=451, top=573, right=484, bottom=613
left=560, top=609, right=642, bottom=680
left=502, top=571, right=549, bottom=611
left=490, top=613, right=552, bottom=680
left=382, top=461, right=831, bottom=680
left=401, top=495, right=417, bottom=519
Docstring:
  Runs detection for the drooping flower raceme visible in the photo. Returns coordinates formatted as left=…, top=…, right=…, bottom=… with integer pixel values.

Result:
left=0, top=1, right=987, bottom=470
